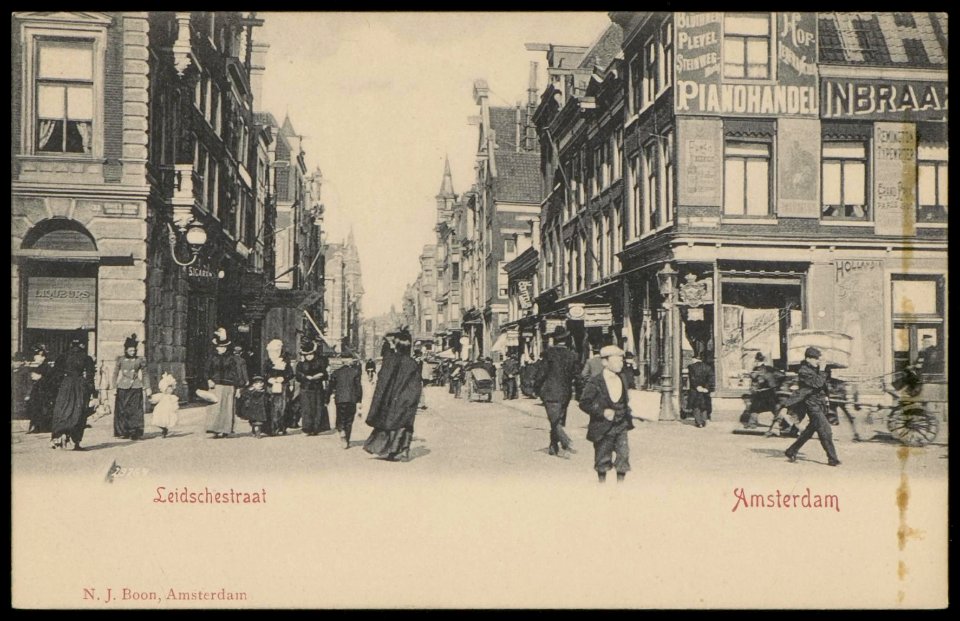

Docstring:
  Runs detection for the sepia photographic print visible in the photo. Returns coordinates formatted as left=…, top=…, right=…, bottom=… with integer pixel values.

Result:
left=10, top=11, right=948, bottom=609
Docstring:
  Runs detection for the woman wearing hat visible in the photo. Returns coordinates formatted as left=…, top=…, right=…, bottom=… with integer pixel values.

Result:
left=112, top=334, right=150, bottom=440
left=50, top=337, right=96, bottom=450
left=364, top=328, right=423, bottom=461
left=203, top=331, right=244, bottom=438
left=264, top=338, right=294, bottom=435
left=25, top=345, right=56, bottom=434
left=296, top=339, right=330, bottom=435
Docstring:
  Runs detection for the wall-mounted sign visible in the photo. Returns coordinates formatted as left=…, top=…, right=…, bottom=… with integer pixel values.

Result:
left=821, top=79, right=948, bottom=121
left=567, top=304, right=586, bottom=320
left=27, top=277, right=96, bottom=330
left=675, top=12, right=818, bottom=118
left=506, top=329, right=520, bottom=347
left=517, top=281, right=534, bottom=309
left=583, top=304, right=613, bottom=328
left=873, top=122, right=917, bottom=237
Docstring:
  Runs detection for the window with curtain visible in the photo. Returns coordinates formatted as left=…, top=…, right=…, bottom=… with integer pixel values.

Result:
left=644, top=38, right=658, bottom=106
left=917, top=144, right=947, bottom=223
left=662, top=129, right=675, bottom=223
left=661, top=20, right=674, bottom=89
left=35, top=40, right=94, bottom=154
left=644, top=141, right=659, bottom=231
left=822, top=142, right=868, bottom=220
left=723, top=13, right=772, bottom=79
left=724, top=140, right=771, bottom=216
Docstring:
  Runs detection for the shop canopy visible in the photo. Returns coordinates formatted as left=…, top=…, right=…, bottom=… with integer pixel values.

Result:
left=436, top=349, right=458, bottom=360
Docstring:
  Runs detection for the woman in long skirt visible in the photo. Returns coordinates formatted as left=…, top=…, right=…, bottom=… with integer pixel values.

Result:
left=364, top=329, right=423, bottom=461
left=26, top=344, right=56, bottom=434
left=204, top=332, right=244, bottom=438
left=50, top=338, right=96, bottom=450
left=113, top=334, right=149, bottom=440
left=265, top=339, right=294, bottom=435
left=296, top=339, right=330, bottom=435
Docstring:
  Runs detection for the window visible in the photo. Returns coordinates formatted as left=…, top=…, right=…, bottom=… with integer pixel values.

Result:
left=594, top=215, right=602, bottom=281
left=34, top=40, right=94, bottom=154
left=822, top=142, right=868, bottom=220
left=210, top=85, right=220, bottom=132
left=207, top=156, right=218, bottom=216
left=892, top=276, right=945, bottom=380
left=592, top=146, right=602, bottom=197
left=630, top=155, right=642, bottom=237
left=196, top=144, right=208, bottom=208
left=203, top=76, right=212, bottom=121
left=578, top=148, right=587, bottom=206
left=644, top=38, right=658, bottom=106
left=504, top=237, right=516, bottom=260
left=614, top=205, right=623, bottom=271
left=644, top=141, right=658, bottom=231
left=917, top=145, right=948, bottom=223
left=723, top=13, right=772, bottom=79
left=724, top=141, right=771, bottom=216
left=578, top=231, right=587, bottom=291
left=604, top=212, right=613, bottom=277
left=425, top=319, right=433, bottom=333
left=662, top=130, right=675, bottom=223
left=661, top=20, right=674, bottom=89
left=602, top=141, right=612, bottom=189
left=613, top=129, right=623, bottom=181
left=629, top=55, right=643, bottom=115
left=451, top=262, right=460, bottom=281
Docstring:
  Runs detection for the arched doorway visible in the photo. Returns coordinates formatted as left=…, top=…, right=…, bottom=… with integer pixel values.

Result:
left=19, top=218, right=99, bottom=359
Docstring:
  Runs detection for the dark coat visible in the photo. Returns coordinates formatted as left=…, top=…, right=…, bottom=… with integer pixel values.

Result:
left=50, top=347, right=96, bottom=436
left=237, top=388, right=268, bottom=423
left=783, top=360, right=829, bottom=416
left=537, top=346, right=580, bottom=402
left=296, top=357, right=329, bottom=392
left=204, top=352, right=244, bottom=386
left=330, top=364, right=363, bottom=404
left=501, top=358, right=520, bottom=378
left=366, top=352, right=422, bottom=431
left=578, top=371, right=635, bottom=443
left=687, top=360, right=714, bottom=413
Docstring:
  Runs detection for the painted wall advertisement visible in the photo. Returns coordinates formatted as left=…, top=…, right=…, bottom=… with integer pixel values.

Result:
left=26, top=277, right=97, bottom=331
left=675, top=12, right=818, bottom=117
left=776, top=117, right=820, bottom=217
left=873, top=122, right=917, bottom=237
left=832, top=259, right=885, bottom=387
left=677, top=117, right=723, bottom=206
left=821, top=79, right=948, bottom=121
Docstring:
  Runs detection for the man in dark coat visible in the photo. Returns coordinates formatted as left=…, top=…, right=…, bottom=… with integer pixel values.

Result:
left=785, top=347, right=841, bottom=466
left=687, top=353, right=714, bottom=428
left=50, top=338, right=96, bottom=450
left=364, top=329, right=423, bottom=461
left=579, top=345, right=635, bottom=482
left=365, top=358, right=377, bottom=382
left=742, top=352, right=783, bottom=429
left=330, top=358, right=363, bottom=449
left=449, top=361, right=465, bottom=398
left=501, top=354, right=520, bottom=400
left=536, top=327, right=581, bottom=456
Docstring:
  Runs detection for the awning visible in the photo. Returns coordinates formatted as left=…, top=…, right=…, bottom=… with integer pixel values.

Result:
left=436, top=348, right=458, bottom=360
left=490, top=332, right=509, bottom=353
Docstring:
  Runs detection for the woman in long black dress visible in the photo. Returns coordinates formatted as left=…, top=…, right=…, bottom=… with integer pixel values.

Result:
left=296, top=339, right=330, bottom=435
left=113, top=334, right=149, bottom=440
left=26, top=344, right=56, bottom=434
left=363, top=329, right=423, bottom=461
left=50, top=338, right=96, bottom=450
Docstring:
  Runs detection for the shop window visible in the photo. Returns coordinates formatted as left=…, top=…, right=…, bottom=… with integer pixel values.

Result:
left=822, top=142, right=869, bottom=220
left=724, top=141, right=771, bottom=216
left=719, top=278, right=803, bottom=390
left=892, top=276, right=945, bottom=380
left=917, top=145, right=948, bottom=223
left=34, top=40, right=95, bottom=154
left=723, top=13, right=772, bottom=79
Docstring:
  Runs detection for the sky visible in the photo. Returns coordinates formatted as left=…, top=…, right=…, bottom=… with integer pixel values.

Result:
left=257, top=12, right=610, bottom=317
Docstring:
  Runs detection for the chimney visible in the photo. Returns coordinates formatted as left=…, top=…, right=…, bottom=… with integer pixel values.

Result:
left=515, top=102, right=522, bottom=153
left=249, top=42, right=269, bottom=109
left=526, top=61, right=539, bottom=152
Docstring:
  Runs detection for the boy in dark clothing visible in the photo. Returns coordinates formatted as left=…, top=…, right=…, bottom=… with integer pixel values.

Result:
left=238, top=376, right=269, bottom=438
left=330, top=359, right=364, bottom=449
left=578, top=346, right=635, bottom=483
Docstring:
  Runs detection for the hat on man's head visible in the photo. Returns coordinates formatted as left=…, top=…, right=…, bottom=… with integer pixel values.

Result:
left=300, top=339, right=318, bottom=355
left=600, top=345, right=625, bottom=359
left=31, top=343, right=48, bottom=355
left=124, top=334, right=139, bottom=349
left=804, top=346, right=822, bottom=359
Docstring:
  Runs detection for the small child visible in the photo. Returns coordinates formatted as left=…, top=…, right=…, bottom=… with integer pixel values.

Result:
left=238, top=375, right=268, bottom=439
left=150, top=373, right=180, bottom=438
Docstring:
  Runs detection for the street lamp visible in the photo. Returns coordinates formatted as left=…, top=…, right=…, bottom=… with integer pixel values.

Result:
left=656, top=263, right=678, bottom=421
left=166, top=219, right=208, bottom=267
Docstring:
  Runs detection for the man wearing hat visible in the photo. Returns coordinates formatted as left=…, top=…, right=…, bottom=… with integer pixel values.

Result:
left=296, top=339, right=330, bottom=435
left=686, top=352, right=714, bottom=428
left=742, top=352, right=783, bottom=430
left=536, top=326, right=581, bottom=456
left=329, top=356, right=363, bottom=448
left=112, top=334, right=149, bottom=441
left=784, top=347, right=841, bottom=466
left=578, top=345, right=635, bottom=482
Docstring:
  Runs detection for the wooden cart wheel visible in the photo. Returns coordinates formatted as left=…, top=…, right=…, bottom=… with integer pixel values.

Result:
left=887, top=403, right=940, bottom=447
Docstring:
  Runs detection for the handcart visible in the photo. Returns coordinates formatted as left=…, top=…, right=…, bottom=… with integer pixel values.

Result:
left=466, top=366, right=494, bottom=402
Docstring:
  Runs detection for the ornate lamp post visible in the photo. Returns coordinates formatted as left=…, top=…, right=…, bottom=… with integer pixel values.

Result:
left=657, top=263, right=678, bottom=421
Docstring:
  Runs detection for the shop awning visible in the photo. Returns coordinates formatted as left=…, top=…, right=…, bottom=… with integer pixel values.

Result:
left=436, top=348, right=458, bottom=360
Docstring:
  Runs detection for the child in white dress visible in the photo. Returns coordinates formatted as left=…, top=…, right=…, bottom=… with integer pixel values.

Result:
left=150, top=372, right=180, bottom=438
